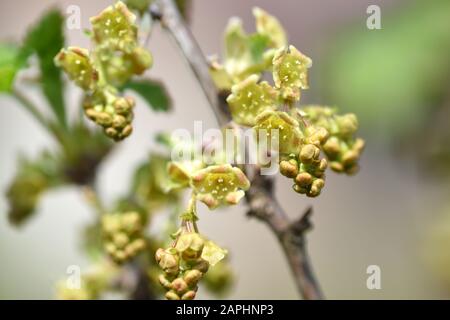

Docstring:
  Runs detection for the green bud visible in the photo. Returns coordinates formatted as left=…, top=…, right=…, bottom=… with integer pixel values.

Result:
left=184, top=270, right=203, bottom=287
left=303, top=105, right=365, bottom=175
left=158, top=274, right=172, bottom=290
left=299, top=144, right=320, bottom=163
left=156, top=249, right=180, bottom=275
left=171, top=278, right=188, bottom=295
left=323, top=136, right=341, bottom=156
left=165, top=290, right=180, bottom=300
left=181, top=290, right=196, bottom=300
left=102, top=211, right=146, bottom=263
left=279, top=159, right=298, bottom=178
left=295, top=172, right=312, bottom=187
left=192, top=259, right=210, bottom=273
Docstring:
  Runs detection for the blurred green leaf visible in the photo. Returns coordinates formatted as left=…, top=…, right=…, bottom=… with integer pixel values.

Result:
left=128, top=153, right=181, bottom=212
left=122, top=79, right=172, bottom=111
left=23, top=9, right=66, bottom=127
left=321, top=0, right=450, bottom=139
left=175, top=0, right=192, bottom=22
left=6, top=151, right=63, bottom=227
left=125, top=0, right=153, bottom=14
left=0, top=44, right=21, bottom=92
left=60, top=123, right=113, bottom=185
left=81, top=222, right=104, bottom=261
left=248, top=33, right=270, bottom=63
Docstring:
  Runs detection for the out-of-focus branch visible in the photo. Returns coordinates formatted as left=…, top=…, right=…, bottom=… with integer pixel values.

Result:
left=11, top=86, right=65, bottom=144
left=153, top=0, right=323, bottom=300
left=151, top=0, right=230, bottom=126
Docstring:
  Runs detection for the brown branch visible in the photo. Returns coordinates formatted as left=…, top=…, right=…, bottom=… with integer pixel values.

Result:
left=155, top=0, right=323, bottom=300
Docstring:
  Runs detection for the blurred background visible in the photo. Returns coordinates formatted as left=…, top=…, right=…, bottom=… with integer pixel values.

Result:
left=1, top=0, right=450, bottom=299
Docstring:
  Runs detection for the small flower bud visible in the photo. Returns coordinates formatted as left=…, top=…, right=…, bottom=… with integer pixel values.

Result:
left=157, top=249, right=180, bottom=275
left=159, top=274, right=172, bottom=290
left=192, top=259, right=210, bottom=273
left=184, top=270, right=203, bottom=287
left=295, top=172, right=312, bottom=187
left=330, top=161, right=344, bottom=172
left=342, top=150, right=359, bottom=166
left=113, top=232, right=129, bottom=249
left=171, top=278, right=188, bottom=295
left=300, top=144, right=320, bottom=163
left=323, top=136, right=341, bottom=155
left=114, top=97, right=133, bottom=115
left=165, top=290, right=180, bottom=300
left=181, top=290, right=196, bottom=300
left=279, top=159, right=298, bottom=178
left=292, top=184, right=307, bottom=194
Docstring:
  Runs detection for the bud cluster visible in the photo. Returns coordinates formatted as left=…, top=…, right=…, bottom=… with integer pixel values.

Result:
left=155, top=231, right=227, bottom=300
left=303, top=106, right=365, bottom=174
left=101, top=211, right=146, bottom=263
left=6, top=152, right=61, bottom=226
left=210, top=7, right=365, bottom=197
left=280, top=137, right=329, bottom=197
left=54, top=1, right=152, bottom=141
left=82, top=87, right=135, bottom=141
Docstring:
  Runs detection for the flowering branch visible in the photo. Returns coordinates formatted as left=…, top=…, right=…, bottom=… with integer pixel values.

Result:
left=154, top=0, right=323, bottom=300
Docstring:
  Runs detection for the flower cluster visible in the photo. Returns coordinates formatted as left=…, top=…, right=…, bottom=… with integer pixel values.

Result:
left=210, top=7, right=287, bottom=90
left=158, top=140, right=244, bottom=299
left=210, top=8, right=365, bottom=197
left=303, top=106, right=365, bottom=174
left=6, top=152, right=61, bottom=226
left=155, top=231, right=227, bottom=300
left=55, top=1, right=152, bottom=141
left=101, top=211, right=146, bottom=263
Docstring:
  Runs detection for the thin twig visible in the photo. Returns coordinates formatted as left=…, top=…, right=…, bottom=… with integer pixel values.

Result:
left=155, top=0, right=323, bottom=300
left=12, top=87, right=56, bottom=136
left=152, top=0, right=229, bottom=126
left=11, top=86, right=69, bottom=148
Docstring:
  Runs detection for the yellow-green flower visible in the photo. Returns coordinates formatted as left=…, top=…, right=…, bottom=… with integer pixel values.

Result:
left=253, top=7, right=287, bottom=49
left=54, top=47, right=98, bottom=90
left=191, top=164, right=250, bottom=209
left=273, top=45, right=312, bottom=102
left=254, top=110, right=303, bottom=155
left=226, top=74, right=277, bottom=126
left=90, top=1, right=138, bottom=52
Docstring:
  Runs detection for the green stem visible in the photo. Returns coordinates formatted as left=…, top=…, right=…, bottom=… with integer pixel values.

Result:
left=11, top=87, right=67, bottom=144
left=83, top=185, right=106, bottom=215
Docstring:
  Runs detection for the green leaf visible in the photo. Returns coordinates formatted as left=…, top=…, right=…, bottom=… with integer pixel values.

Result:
left=0, top=44, right=20, bottom=92
left=321, top=0, right=450, bottom=139
left=248, top=33, right=270, bottom=63
left=0, top=43, right=30, bottom=92
left=201, top=240, right=227, bottom=267
left=122, top=79, right=172, bottom=111
left=6, top=150, right=63, bottom=227
left=23, top=10, right=66, bottom=127
left=175, top=0, right=192, bottom=22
